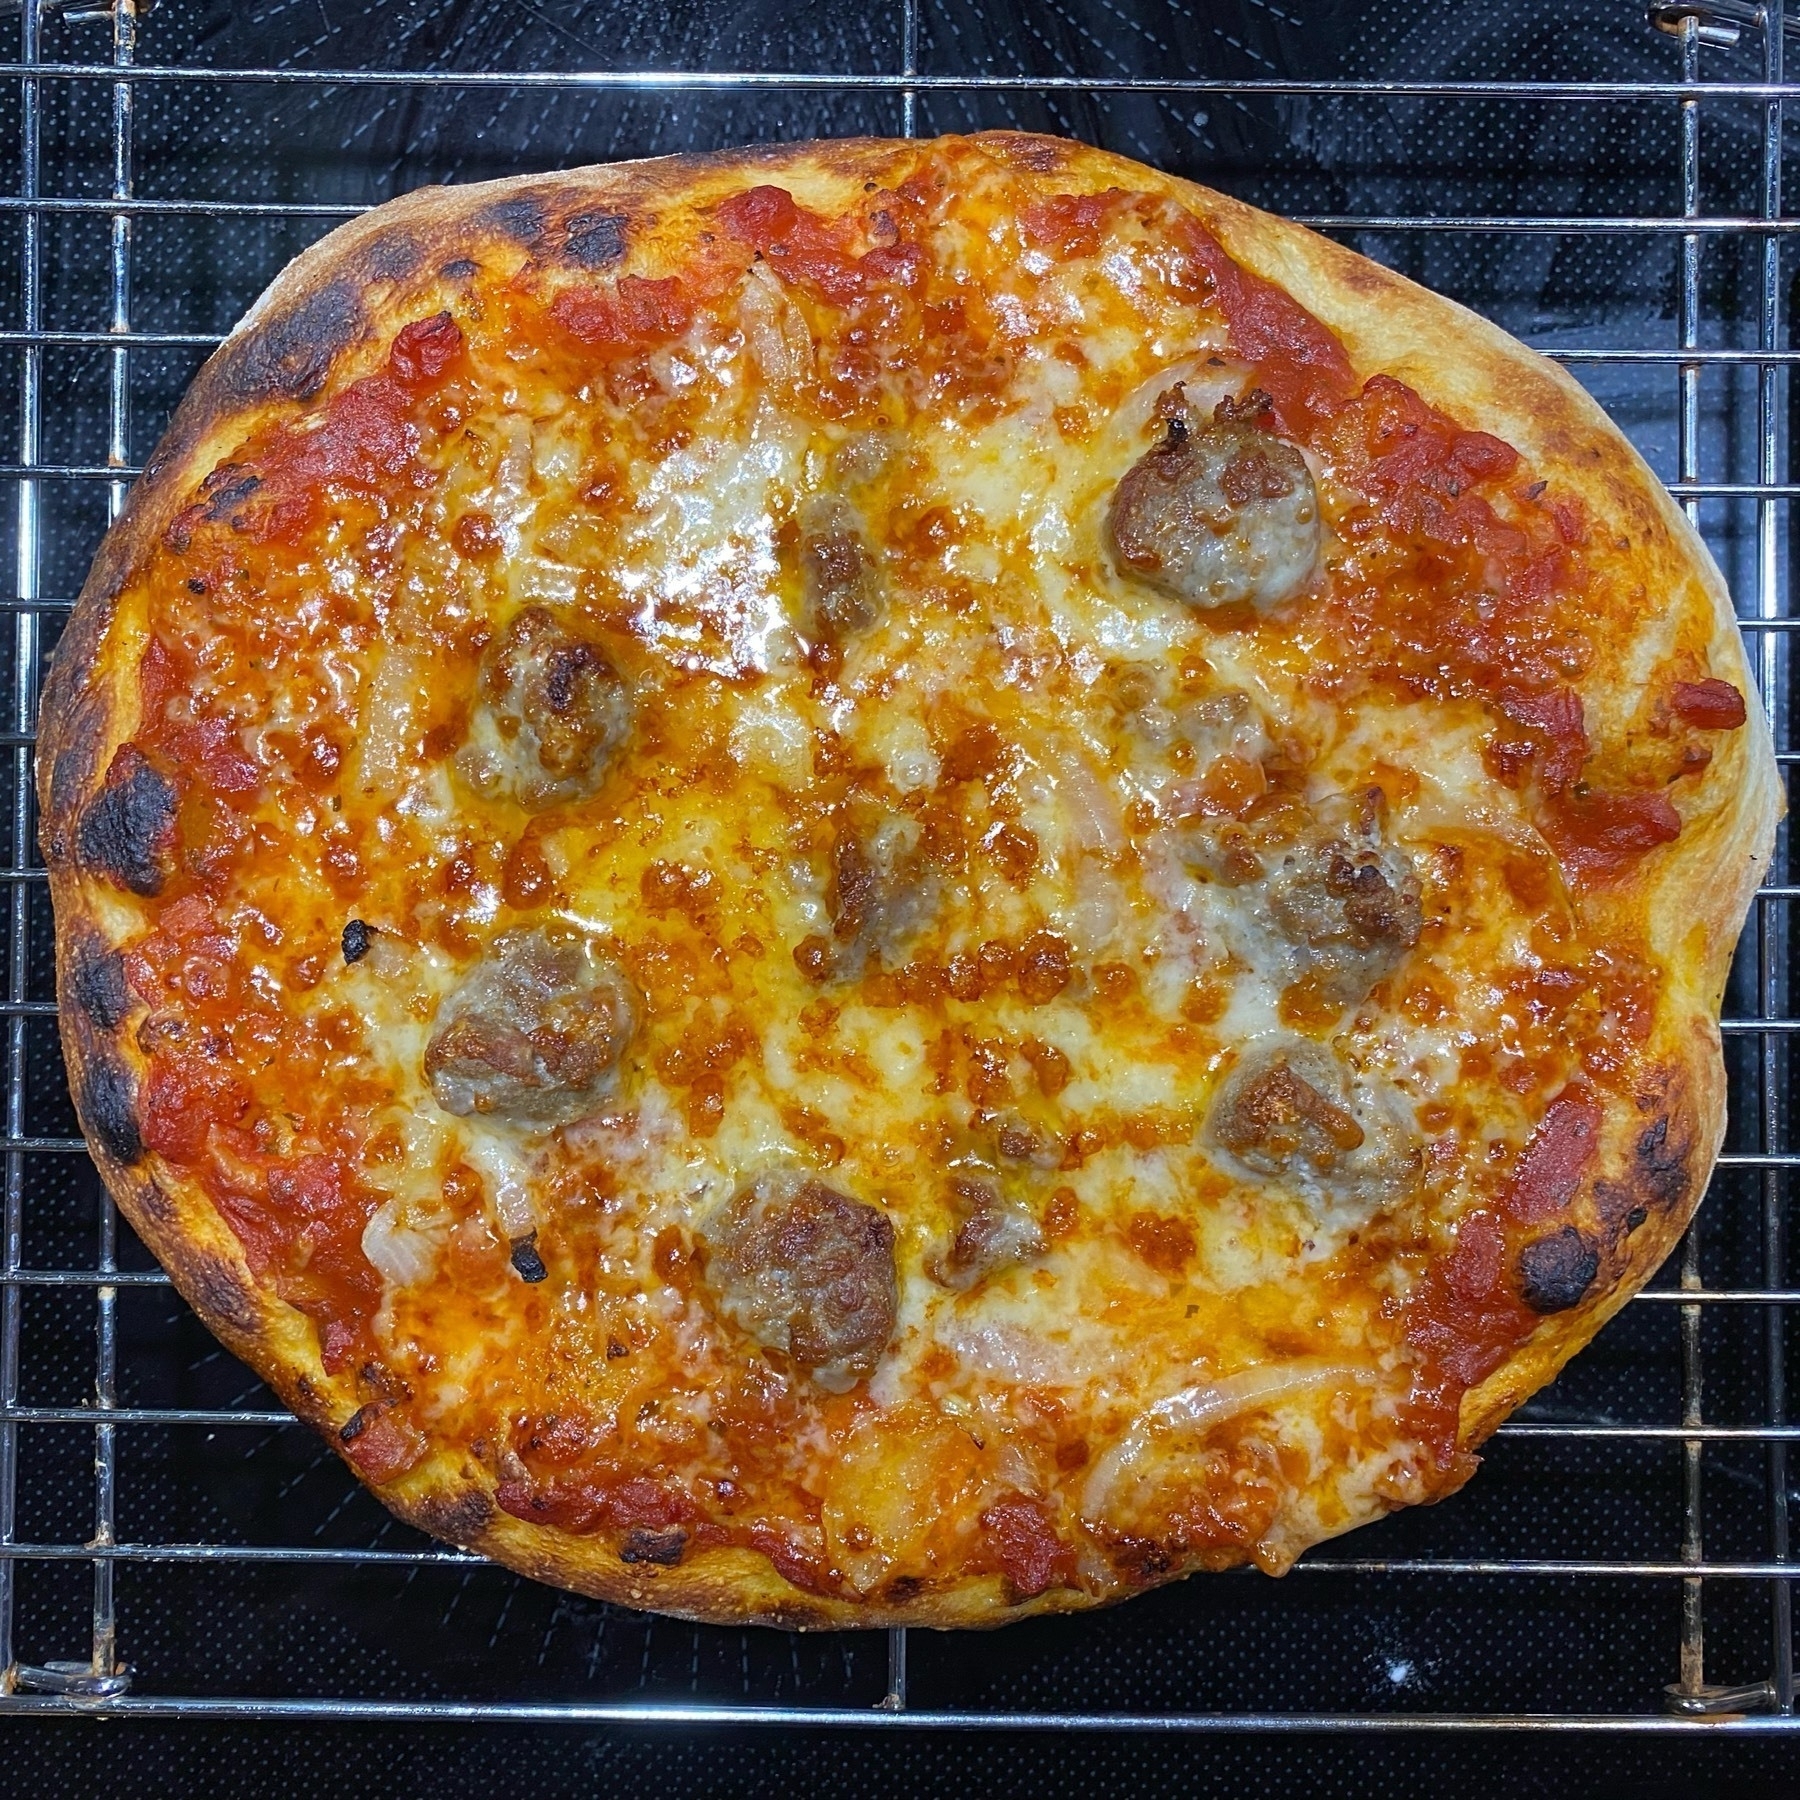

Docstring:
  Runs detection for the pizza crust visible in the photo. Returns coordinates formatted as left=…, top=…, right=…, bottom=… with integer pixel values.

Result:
left=39, top=133, right=1781, bottom=1628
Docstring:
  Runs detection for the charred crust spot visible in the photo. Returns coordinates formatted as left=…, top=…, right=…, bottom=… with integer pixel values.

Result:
left=195, top=462, right=262, bottom=527
left=185, top=1250, right=259, bottom=1335
left=1627, top=1205, right=1649, bottom=1232
left=563, top=211, right=629, bottom=267
left=408, top=1486, right=494, bottom=1546
left=479, top=195, right=547, bottom=248
left=439, top=257, right=479, bottom=280
left=1635, top=1116, right=1692, bottom=1209
left=619, top=1525, right=687, bottom=1566
left=362, top=231, right=423, bottom=283
left=509, top=1234, right=548, bottom=1283
left=1112, top=1537, right=1176, bottom=1582
left=76, top=747, right=178, bottom=897
left=69, top=937, right=130, bottom=1031
left=216, top=278, right=362, bottom=406
left=980, top=133, right=1067, bottom=173
left=341, top=918, right=375, bottom=964
left=1517, top=1225, right=1600, bottom=1314
left=340, top=1404, right=377, bottom=1443
left=81, top=1051, right=141, bottom=1163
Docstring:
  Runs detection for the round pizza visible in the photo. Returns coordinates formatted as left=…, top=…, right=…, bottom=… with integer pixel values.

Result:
left=38, top=133, right=1779, bottom=1628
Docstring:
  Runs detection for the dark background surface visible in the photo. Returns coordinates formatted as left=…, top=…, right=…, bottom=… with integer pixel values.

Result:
left=3, top=0, right=1799, bottom=1792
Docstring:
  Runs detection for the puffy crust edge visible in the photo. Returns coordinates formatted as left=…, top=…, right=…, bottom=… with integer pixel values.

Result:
left=38, top=131, right=1781, bottom=1629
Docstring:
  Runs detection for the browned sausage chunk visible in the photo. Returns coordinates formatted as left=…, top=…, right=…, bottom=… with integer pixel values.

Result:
left=1266, top=789, right=1421, bottom=1004
left=1108, top=389, right=1321, bottom=610
left=797, top=811, right=938, bottom=984
left=1211, top=1051, right=1365, bottom=1176
left=456, top=607, right=630, bottom=809
left=799, top=496, right=883, bottom=642
left=702, top=1173, right=898, bottom=1391
left=932, top=1178, right=1046, bottom=1291
left=1209, top=1042, right=1419, bottom=1215
left=424, top=926, right=635, bottom=1125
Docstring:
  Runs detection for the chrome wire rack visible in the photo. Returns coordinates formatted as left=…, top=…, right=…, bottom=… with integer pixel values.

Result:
left=0, top=0, right=1798, bottom=1737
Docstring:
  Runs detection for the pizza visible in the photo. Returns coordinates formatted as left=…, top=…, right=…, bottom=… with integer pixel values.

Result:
left=38, top=132, right=1779, bottom=1628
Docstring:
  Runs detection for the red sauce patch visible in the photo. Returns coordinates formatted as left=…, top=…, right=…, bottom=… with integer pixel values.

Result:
left=169, top=313, right=466, bottom=548
left=1498, top=1090, right=1602, bottom=1224
left=717, top=184, right=927, bottom=305
left=1169, top=214, right=1356, bottom=428
left=1020, top=190, right=1124, bottom=260
left=1402, top=1207, right=1533, bottom=1465
left=981, top=1493, right=1077, bottom=1598
left=1671, top=677, right=1748, bottom=730
left=1542, top=788, right=1682, bottom=887
left=551, top=275, right=694, bottom=354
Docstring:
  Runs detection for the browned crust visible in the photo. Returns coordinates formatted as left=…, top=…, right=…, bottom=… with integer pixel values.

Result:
left=38, top=132, right=1781, bottom=1629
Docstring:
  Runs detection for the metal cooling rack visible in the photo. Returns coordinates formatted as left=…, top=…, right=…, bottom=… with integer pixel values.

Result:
left=0, top=0, right=1798, bottom=1735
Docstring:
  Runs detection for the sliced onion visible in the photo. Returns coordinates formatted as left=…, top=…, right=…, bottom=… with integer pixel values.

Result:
left=1050, top=743, right=1125, bottom=854
left=361, top=1198, right=440, bottom=1289
left=1081, top=1361, right=1378, bottom=1523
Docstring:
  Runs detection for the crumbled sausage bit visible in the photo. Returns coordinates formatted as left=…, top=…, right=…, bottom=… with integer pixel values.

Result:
left=1208, top=1042, right=1421, bottom=1214
left=1212, top=1054, right=1364, bottom=1172
left=933, top=1178, right=1046, bottom=1291
left=1108, top=387, right=1322, bottom=610
left=799, top=495, right=883, bottom=642
left=701, top=1171, right=898, bottom=1391
left=456, top=606, right=631, bottom=810
left=1265, top=788, right=1422, bottom=1004
left=423, top=925, right=635, bottom=1126
left=814, top=811, right=937, bottom=982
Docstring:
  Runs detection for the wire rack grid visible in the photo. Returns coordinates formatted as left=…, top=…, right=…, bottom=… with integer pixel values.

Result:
left=0, top=0, right=1797, bottom=1734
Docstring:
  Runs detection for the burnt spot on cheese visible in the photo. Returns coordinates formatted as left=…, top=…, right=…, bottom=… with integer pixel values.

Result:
left=702, top=1171, right=898, bottom=1391
left=620, top=1524, right=687, bottom=1566
left=932, top=1178, right=1046, bottom=1291
left=564, top=211, right=629, bottom=267
left=68, top=935, right=130, bottom=1031
left=341, top=918, right=376, bottom=964
left=1635, top=1116, right=1693, bottom=1211
left=81, top=1050, right=141, bottom=1164
left=340, top=1404, right=377, bottom=1444
left=193, top=462, right=263, bottom=531
left=979, top=132, right=1069, bottom=174
left=456, top=607, right=632, bottom=811
left=75, top=746, right=178, bottom=897
left=1108, top=388, right=1322, bottom=611
left=1517, top=1225, right=1600, bottom=1314
left=509, top=1232, right=549, bottom=1283
left=213, top=277, right=362, bottom=408
left=424, top=925, right=636, bottom=1126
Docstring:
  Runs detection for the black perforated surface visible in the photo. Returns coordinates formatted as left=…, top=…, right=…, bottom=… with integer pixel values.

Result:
left=2, top=0, right=1797, bottom=1790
